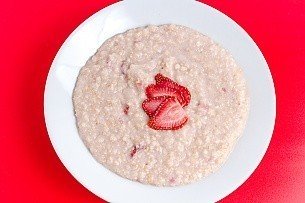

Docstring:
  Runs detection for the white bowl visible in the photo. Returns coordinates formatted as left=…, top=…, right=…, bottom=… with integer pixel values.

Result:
left=44, top=0, right=276, bottom=202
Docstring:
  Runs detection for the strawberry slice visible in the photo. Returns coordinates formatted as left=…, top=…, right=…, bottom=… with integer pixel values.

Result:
left=142, top=96, right=169, bottom=117
left=155, top=73, right=191, bottom=106
left=148, top=97, right=188, bottom=130
left=155, top=73, right=175, bottom=85
left=145, top=84, right=185, bottom=105
left=158, top=80, right=191, bottom=106
left=176, top=86, right=191, bottom=106
left=155, top=73, right=167, bottom=84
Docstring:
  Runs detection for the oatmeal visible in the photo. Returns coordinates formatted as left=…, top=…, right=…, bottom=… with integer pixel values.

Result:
left=73, top=24, right=249, bottom=186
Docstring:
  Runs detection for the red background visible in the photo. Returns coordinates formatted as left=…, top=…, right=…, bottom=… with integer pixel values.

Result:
left=1, top=0, right=305, bottom=202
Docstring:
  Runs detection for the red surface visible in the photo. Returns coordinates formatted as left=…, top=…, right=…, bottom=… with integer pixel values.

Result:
left=1, top=0, right=305, bottom=202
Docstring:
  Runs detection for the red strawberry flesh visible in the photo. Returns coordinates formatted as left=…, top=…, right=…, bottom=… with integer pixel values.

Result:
left=155, top=73, right=167, bottom=84
left=155, top=73, right=191, bottom=106
left=148, top=97, right=188, bottom=130
left=145, top=84, right=185, bottom=106
left=142, top=96, right=169, bottom=117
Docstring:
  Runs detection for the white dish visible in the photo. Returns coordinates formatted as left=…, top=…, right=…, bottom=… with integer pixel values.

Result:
left=44, top=0, right=276, bottom=202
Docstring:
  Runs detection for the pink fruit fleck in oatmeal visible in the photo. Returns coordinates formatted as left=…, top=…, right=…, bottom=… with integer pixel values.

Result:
left=130, top=145, right=137, bottom=157
left=123, top=104, right=129, bottom=115
left=130, top=144, right=146, bottom=158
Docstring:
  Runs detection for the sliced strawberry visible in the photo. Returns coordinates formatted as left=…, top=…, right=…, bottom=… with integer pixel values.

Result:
left=155, top=73, right=167, bottom=84
left=178, top=86, right=191, bottom=106
left=148, top=97, right=188, bottom=130
left=145, top=84, right=185, bottom=105
left=159, top=80, right=191, bottom=106
left=142, top=96, right=169, bottom=117
left=156, top=79, right=179, bottom=89
left=155, top=73, right=191, bottom=106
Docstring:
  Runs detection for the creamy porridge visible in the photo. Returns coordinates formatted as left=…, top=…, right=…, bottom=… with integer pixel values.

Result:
left=73, top=24, right=249, bottom=186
